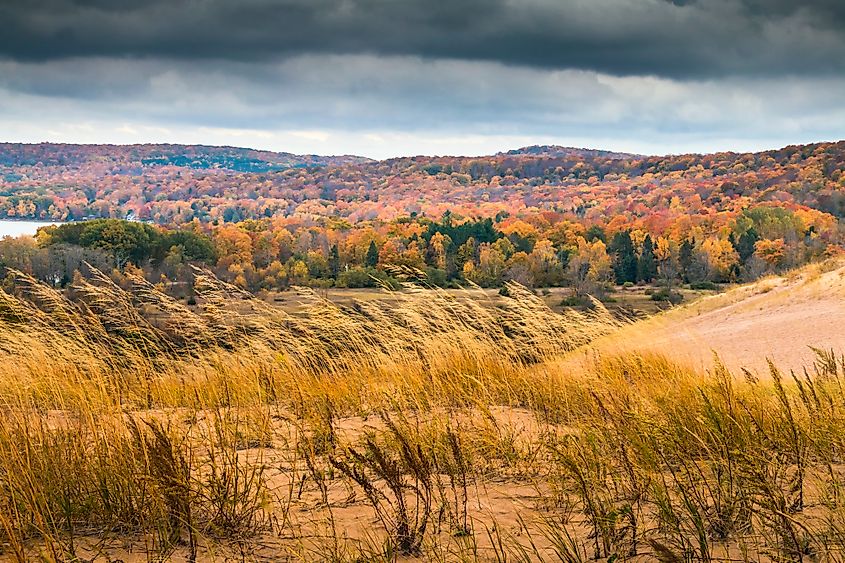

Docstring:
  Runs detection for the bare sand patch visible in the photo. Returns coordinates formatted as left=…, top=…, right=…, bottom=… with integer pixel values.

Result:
left=574, top=261, right=845, bottom=375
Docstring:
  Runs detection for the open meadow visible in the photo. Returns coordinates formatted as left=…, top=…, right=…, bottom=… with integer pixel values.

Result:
left=1, top=262, right=845, bottom=562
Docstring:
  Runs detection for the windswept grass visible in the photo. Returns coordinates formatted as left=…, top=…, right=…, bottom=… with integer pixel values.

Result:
left=0, top=266, right=615, bottom=414
left=1, top=266, right=845, bottom=561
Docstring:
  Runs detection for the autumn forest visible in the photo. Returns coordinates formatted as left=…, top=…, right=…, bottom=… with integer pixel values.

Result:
left=1, top=141, right=843, bottom=294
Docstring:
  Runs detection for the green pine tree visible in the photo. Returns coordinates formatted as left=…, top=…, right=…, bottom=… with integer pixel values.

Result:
left=365, top=240, right=379, bottom=268
left=679, top=238, right=694, bottom=282
left=638, top=234, right=658, bottom=282
left=329, top=244, right=341, bottom=278
left=609, top=231, right=638, bottom=284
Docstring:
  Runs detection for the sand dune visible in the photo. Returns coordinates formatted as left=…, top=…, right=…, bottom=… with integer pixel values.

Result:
left=581, top=260, right=845, bottom=376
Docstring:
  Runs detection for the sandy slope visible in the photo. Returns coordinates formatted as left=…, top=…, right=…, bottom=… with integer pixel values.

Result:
left=578, top=260, right=845, bottom=376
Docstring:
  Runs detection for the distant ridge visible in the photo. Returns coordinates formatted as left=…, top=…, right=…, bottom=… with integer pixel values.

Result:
left=1, top=139, right=844, bottom=224
left=0, top=143, right=373, bottom=171
left=501, top=145, right=641, bottom=159
left=4, top=140, right=843, bottom=167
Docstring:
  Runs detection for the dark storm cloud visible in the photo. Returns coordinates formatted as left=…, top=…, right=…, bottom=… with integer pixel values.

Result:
left=2, top=0, right=844, bottom=78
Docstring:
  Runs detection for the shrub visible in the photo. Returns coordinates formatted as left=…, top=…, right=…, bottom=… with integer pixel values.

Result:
left=689, top=281, right=719, bottom=290
left=650, top=288, right=683, bottom=304
left=336, top=267, right=400, bottom=289
left=424, top=267, right=447, bottom=288
left=561, top=294, right=595, bottom=308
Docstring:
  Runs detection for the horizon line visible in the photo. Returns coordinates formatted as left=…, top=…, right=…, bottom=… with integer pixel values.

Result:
left=1, top=138, right=843, bottom=163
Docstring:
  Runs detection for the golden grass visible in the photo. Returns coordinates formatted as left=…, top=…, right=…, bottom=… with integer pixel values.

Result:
left=1, top=266, right=844, bottom=561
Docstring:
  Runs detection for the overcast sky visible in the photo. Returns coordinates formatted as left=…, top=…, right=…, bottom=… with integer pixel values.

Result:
left=2, top=0, right=844, bottom=158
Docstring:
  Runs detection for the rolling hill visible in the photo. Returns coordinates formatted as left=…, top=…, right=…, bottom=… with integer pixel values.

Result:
left=0, top=141, right=844, bottom=226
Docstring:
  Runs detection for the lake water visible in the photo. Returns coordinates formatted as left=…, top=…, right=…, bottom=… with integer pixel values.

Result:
left=0, top=220, right=63, bottom=238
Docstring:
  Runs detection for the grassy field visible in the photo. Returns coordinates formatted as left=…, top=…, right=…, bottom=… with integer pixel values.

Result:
left=0, top=265, right=843, bottom=561
left=264, top=284, right=715, bottom=318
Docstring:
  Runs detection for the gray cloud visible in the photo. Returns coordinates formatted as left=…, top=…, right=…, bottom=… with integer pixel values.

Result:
left=1, top=55, right=844, bottom=158
left=1, top=0, right=842, bottom=157
left=1, top=0, right=844, bottom=78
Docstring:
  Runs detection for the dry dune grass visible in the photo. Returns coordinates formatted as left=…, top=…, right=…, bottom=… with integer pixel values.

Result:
left=1, top=264, right=845, bottom=561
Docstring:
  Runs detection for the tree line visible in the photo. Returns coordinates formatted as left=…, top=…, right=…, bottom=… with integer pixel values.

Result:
left=0, top=204, right=836, bottom=298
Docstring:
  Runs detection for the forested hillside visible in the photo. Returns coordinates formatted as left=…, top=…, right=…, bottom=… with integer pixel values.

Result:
left=2, top=141, right=844, bottom=224
left=0, top=142, right=843, bottom=292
